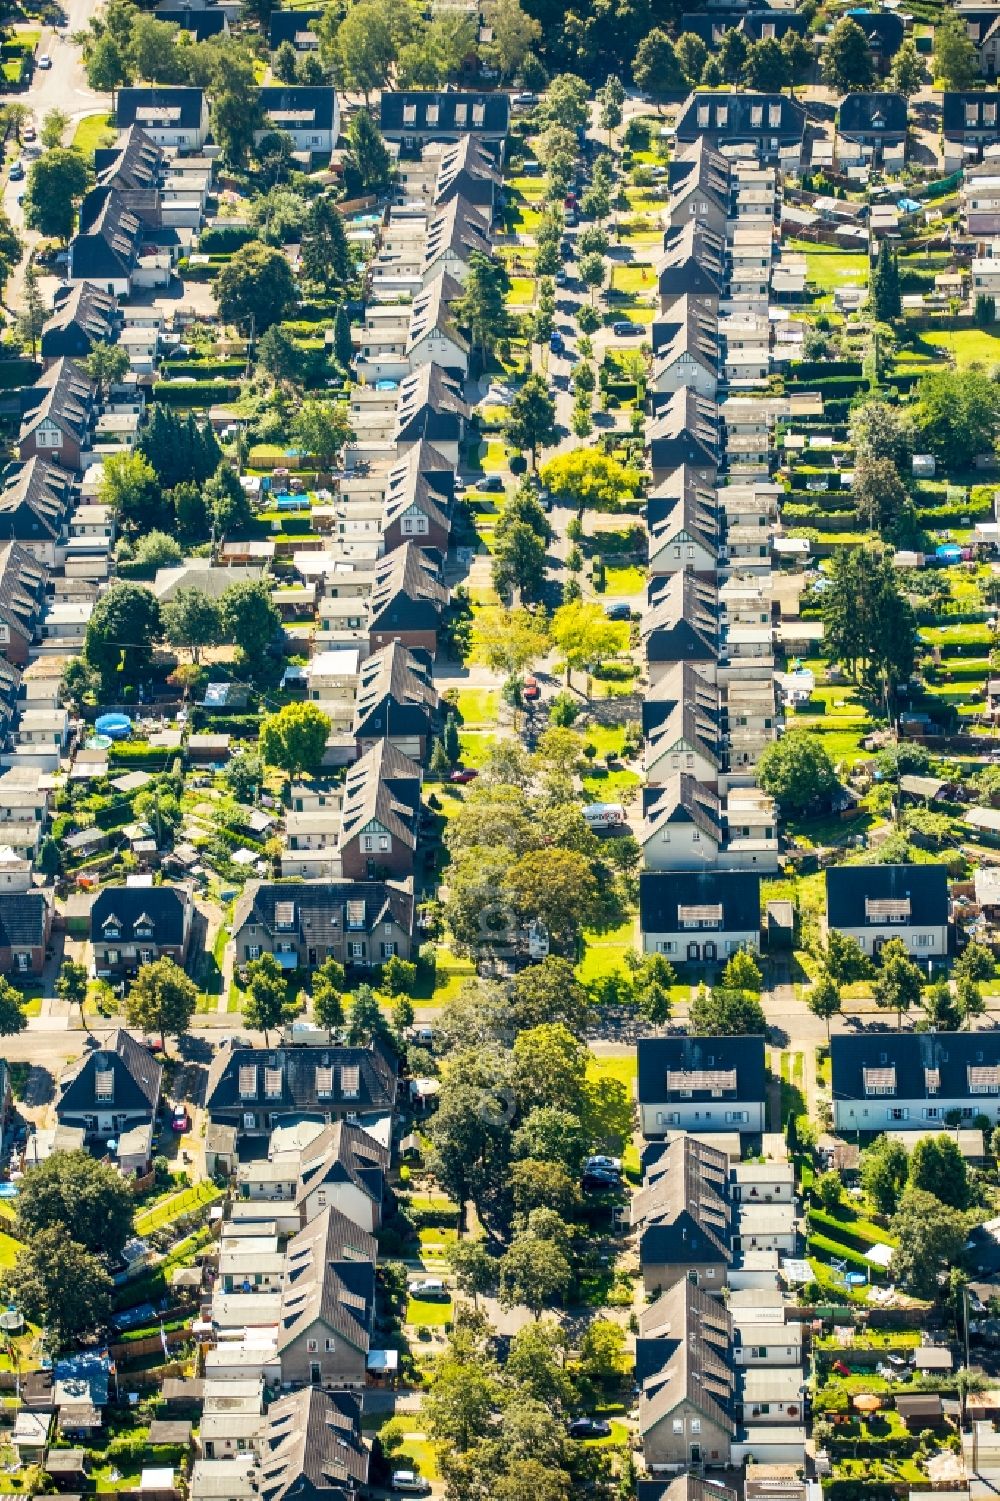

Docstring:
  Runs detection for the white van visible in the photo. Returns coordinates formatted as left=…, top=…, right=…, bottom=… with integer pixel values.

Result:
left=582, top=802, right=627, bottom=829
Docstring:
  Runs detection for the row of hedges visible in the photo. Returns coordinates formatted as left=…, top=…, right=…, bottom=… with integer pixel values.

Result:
left=159, top=359, right=246, bottom=381
left=109, top=743, right=175, bottom=769
left=789, top=359, right=863, bottom=379
left=808, top=1210, right=890, bottom=1254
left=151, top=381, right=242, bottom=407
left=808, top=1231, right=881, bottom=1273
left=198, top=224, right=254, bottom=253
left=786, top=376, right=870, bottom=400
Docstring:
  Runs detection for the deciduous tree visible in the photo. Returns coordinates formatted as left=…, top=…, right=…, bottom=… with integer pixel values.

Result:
left=16, top=1150, right=133, bottom=1256
left=9, top=1230, right=113, bottom=1346
left=125, top=956, right=199, bottom=1050
left=259, top=702, right=331, bottom=777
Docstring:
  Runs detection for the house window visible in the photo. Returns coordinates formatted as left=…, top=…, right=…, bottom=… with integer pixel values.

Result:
left=379, top=835, right=389, bottom=852
left=381, top=942, right=397, bottom=959
left=95, top=1070, right=114, bottom=1102
left=325, top=1338, right=336, bottom=1351
left=673, top=1420, right=683, bottom=1435
left=316, top=1066, right=334, bottom=1098
left=264, top=1067, right=282, bottom=1099
left=346, top=900, right=365, bottom=929
left=246, top=944, right=261, bottom=961
left=307, top=1339, right=319, bottom=1353
left=341, top=1065, right=360, bottom=1098
left=243, top=1111, right=255, bottom=1129
left=239, top=1065, right=258, bottom=1098
left=139, top=949, right=153, bottom=965
left=349, top=941, right=365, bottom=959
left=317, top=1191, right=326, bottom=1208
left=889, top=1108, right=909, bottom=1121
left=14, top=952, right=29, bottom=973
left=690, top=1420, right=701, bottom=1434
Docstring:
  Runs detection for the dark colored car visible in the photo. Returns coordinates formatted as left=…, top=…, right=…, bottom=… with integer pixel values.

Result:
left=612, top=320, right=643, bottom=336
left=605, top=601, right=631, bottom=621
left=568, top=1418, right=612, bottom=1439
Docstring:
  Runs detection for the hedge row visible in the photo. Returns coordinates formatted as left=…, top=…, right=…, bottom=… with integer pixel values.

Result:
left=808, top=1207, right=890, bottom=1250
left=786, top=376, right=870, bottom=399
left=159, top=360, right=246, bottom=381
left=788, top=359, right=863, bottom=379
left=807, top=1231, right=879, bottom=1271
left=151, top=381, right=242, bottom=407
left=198, top=224, right=254, bottom=252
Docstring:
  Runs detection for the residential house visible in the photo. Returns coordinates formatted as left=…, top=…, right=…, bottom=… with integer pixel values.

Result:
left=656, top=222, right=726, bottom=315
left=829, top=1030, right=1000, bottom=1131
left=946, top=92, right=1000, bottom=169
left=640, top=775, right=778, bottom=873
left=55, top=1029, right=162, bottom=1139
left=836, top=93, right=908, bottom=168
left=18, top=359, right=97, bottom=470
left=642, top=663, right=723, bottom=787
left=0, top=888, right=52, bottom=977
left=367, top=543, right=448, bottom=655
left=648, top=389, right=721, bottom=482
left=0, top=458, right=76, bottom=567
left=0, top=544, right=48, bottom=666
left=114, top=88, right=210, bottom=150
left=205, top=1038, right=398, bottom=1136
left=352, top=641, right=438, bottom=760
left=68, top=188, right=145, bottom=296
left=294, top=1121, right=389, bottom=1230
left=94, top=126, right=165, bottom=198
left=681, top=9, right=808, bottom=45
left=842, top=9, right=904, bottom=68
left=421, top=197, right=492, bottom=285
left=824, top=862, right=949, bottom=957
left=90, top=880, right=194, bottom=980
left=380, top=92, right=511, bottom=158
left=964, top=164, right=1000, bottom=232
left=394, top=364, right=469, bottom=462
left=257, top=1387, right=369, bottom=1501
left=650, top=303, right=720, bottom=400
left=231, top=878, right=414, bottom=972
left=157, top=6, right=228, bottom=38
left=268, top=8, right=323, bottom=49
left=432, top=135, right=502, bottom=216
left=380, top=441, right=453, bottom=556
left=339, top=740, right=420, bottom=881
left=40, top=283, right=119, bottom=367
left=665, top=138, right=731, bottom=237
left=643, top=571, right=720, bottom=685
left=646, top=467, right=719, bottom=574
left=675, top=92, right=806, bottom=167
left=632, top=1136, right=733, bottom=1291
left=277, top=1209, right=375, bottom=1390
left=636, top=1277, right=735, bottom=1468
left=955, top=3, right=1000, bottom=77
left=640, top=868, right=762, bottom=961
left=637, top=1034, right=767, bottom=1139
left=257, top=87, right=339, bottom=157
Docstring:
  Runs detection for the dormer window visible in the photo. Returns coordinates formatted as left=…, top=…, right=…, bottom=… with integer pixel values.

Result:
left=95, top=1068, right=114, bottom=1103
left=316, top=1066, right=334, bottom=1098
left=103, top=914, right=121, bottom=939
left=264, top=1066, right=283, bottom=1099
left=239, top=1065, right=258, bottom=1099
left=341, top=1065, right=360, bottom=1099
left=346, top=901, right=365, bottom=930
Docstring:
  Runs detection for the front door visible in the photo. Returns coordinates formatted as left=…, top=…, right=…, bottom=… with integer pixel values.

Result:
left=310, top=1362, right=321, bottom=1385
left=704, top=941, right=717, bottom=961
left=687, top=942, right=700, bottom=960
left=690, top=1444, right=702, bottom=1464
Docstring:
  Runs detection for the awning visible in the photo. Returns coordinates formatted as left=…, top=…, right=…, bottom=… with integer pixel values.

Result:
left=274, top=952, right=298, bottom=970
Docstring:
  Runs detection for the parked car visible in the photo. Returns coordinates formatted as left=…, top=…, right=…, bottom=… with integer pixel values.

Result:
left=523, top=677, right=540, bottom=701
left=409, top=1278, right=448, bottom=1298
left=449, top=768, right=478, bottom=784
left=612, top=321, right=643, bottom=336
left=21, top=124, right=35, bottom=142
left=585, top=1154, right=622, bottom=1174
left=550, top=331, right=565, bottom=354
left=568, top=1418, right=612, bottom=1439
left=171, top=1105, right=190, bottom=1133
left=8, top=160, right=24, bottom=181
left=479, top=473, right=504, bottom=492
left=605, top=601, right=631, bottom=621
left=554, top=270, right=567, bottom=287
left=392, top=1473, right=431, bottom=1494
left=582, top=1169, right=621, bottom=1191
left=37, top=52, right=51, bottom=67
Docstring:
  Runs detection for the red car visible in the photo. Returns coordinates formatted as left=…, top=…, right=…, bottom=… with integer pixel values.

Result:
left=832, top=1360, right=851, bottom=1378
left=171, top=1105, right=190, bottom=1133
left=449, top=768, right=478, bottom=784
left=523, top=677, right=540, bottom=701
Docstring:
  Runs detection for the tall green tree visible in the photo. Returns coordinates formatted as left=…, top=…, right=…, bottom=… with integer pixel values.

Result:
left=9, top=1230, right=113, bottom=1346
left=259, top=701, right=332, bottom=776
left=821, top=16, right=874, bottom=89
left=873, top=937, right=924, bottom=1029
left=743, top=36, right=789, bottom=90
left=210, top=48, right=263, bottom=165
left=17, top=1150, right=133, bottom=1256
left=84, top=581, right=161, bottom=687
left=0, top=976, right=27, bottom=1036
left=870, top=241, right=901, bottom=322
left=16, top=264, right=45, bottom=357
left=242, top=953, right=297, bottom=1043
left=890, top=1188, right=968, bottom=1298
left=125, top=957, right=199, bottom=1050
left=221, top=579, right=282, bottom=664
left=301, top=195, right=352, bottom=290
left=861, top=1134, right=909, bottom=1215
left=634, top=28, right=686, bottom=93
left=934, top=16, right=979, bottom=89
left=889, top=37, right=924, bottom=95
left=215, top=241, right=297, bottom=333
left=504, top=373, right=557, bottom=470
left=453, top=252, right=512, bottom=365
left=343, top=106, right=394, bottom=193
left=822, top=547, right=916, bottom=692
left=161, top=588, right=223, bottom=664
left=756, top=731, right=838, bottom=816
left=916, top=367, right=1000, bottom=469
left=23, top=148, right=90, bottom=241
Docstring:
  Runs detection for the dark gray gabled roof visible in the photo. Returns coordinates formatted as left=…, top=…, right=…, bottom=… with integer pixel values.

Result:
left=20, top=359, right=97, bottom=446
left=642, top=662, right=722, bottom=769
left=657, top=222, right=726, bottom=297
left=0, top=457, right=76, bottom=542
left=643, top=571, right=719, bottom=663
left=825, top=862, right=948, bottom=929
left=422, top=197, right=491, bottom=275
left=647, top=468, right=719, bottom=558
left=260, top=1387, right=369, bottom=1501
left=676, top=91, right=806, bottom=148
left=259, top=85, right=337, bottom=133
left=643, top=773, right=723, bottom=845
left=295, top=1120, right=389, bottom=1210
left=651, top=297, right=720, bottom=361
left=0, top=890, right=50, bottom=949
left=433, top=135, right=502, bottom=207
left=205, top=1036, right=398, bottom=1119
left=269, top=8, right=323, bottom=47
left=648, top=388, right=721, bottom=470
left=838, top=92, right=908, bottom=139
left=278, top=1208, right=377, bottom=1353
left=636, top=1276, right=735, bottom=1438
left=57, top=1029, right=162, bottom=1117
left=831, top=1029, right=1000, bottom=1104
left=115, top=87, right=206, bottom=131
left=367, top=543, right=448, bottom=634
left=638, top=1033, right=767, bottom=1106
left=667, top=136, right=731, bottom=206
left=71, top=188, right=143, bottom=281
left=943, top=91, right=1000, bottom=137
left=353, top=641, right=438, bottom=738
left=94, top=126, right=164, bottom=192
left=381, top=441, right=453, bottom=537
left=42, top=283, right=118, bottom=360
left=90, top=883, right=190, bottom=946
left=393, top=365, right=470, bottom=446
left=156, top=6, right=227, bottom=38
left=232, top=879, right=414, bottom=952
left=849, top=9, right=905, bottom=53
left=0, top=543, right=46, bottom=644
left=639, top=869, right=761, bottom=937
left=340, top=741, right=421, bottom=855
left=380, top=91, right=510, bottom=139
left=681, top=9, right=807, bottom=44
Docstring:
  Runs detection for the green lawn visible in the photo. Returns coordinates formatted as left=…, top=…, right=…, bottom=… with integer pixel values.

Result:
left=0, top=1231, right=21, bottom=1270
left=585, top=1050, right=637, bottom=1094
left=583, top=724, right=628, bottom=758
left=134, top=1180, right=222, bottom=1236
left=454, top=688, right=499, bottom=727
left=72, top=111, right=116, bottom=157
left=610, top=263, right=656, bottom=295
left=505, top=276, right=535, bottom=306
left=457, top=730, right=497, bottom=769
left=576, top=920, right=636, bottom=985
left=406, top=1294, right=453, bottom=1326
left=391, top=1436, right=439, bottom=1480
left=922, top=328, right=1000, bottom=367
left=604, top=564, right=645, bottom=596
left=786, top=239, right=869, bottom=293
